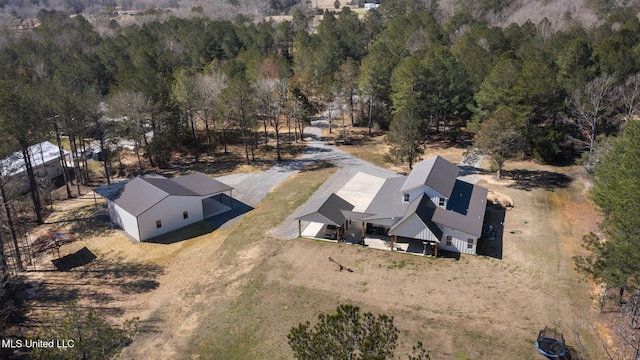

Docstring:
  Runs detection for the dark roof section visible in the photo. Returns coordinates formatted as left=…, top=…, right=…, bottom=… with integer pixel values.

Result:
left=362, top=177, right=409, bottom=221
left=389, top=194, right=443, bottom=240
left=432, top=181, right=488, bottom=237
left=400, top=155, right=459, bottom=197
left=295, top=193, right=354, bottom=226
left=446, top=179, right=474, bottom=215
left=172, top=172, right=233, bottom=196
left=94, top=172, right=233, bottom=217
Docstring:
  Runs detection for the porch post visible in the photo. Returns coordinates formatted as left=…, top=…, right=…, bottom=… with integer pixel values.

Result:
left=434, top=242, right=439, bottom=257
left=391, top=235, right=396, bottom=251
left=298, top=220, right=301, bottom=237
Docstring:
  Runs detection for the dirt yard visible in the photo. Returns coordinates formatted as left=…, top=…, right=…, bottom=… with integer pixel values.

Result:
left=11, top=139, right=606, bottom=359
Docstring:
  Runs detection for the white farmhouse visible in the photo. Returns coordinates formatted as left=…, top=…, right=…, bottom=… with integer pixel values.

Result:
left=296, top=156, right=488, bottom=255
left=94, top=172, right=233, bottom=241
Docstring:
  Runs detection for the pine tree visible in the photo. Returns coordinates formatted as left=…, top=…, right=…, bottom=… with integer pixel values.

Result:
left=575, top=121, right=640, bottom=290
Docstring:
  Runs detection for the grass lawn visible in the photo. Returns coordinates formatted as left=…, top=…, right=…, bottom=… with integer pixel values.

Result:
left=22, top=131, right=605, bottom=360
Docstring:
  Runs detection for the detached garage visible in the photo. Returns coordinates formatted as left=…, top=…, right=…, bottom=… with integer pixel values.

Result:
left=94, top=172, right=233, bottom=241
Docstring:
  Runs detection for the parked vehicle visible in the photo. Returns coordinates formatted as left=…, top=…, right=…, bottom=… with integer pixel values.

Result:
left=324, top=225, right=338, bottom=239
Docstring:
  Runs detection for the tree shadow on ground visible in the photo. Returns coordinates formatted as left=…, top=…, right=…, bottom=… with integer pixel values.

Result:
left=458, top=165, right=485, bottom=178
left=300, top=160, right=336, bottom=172
left=12, top=254, right=165, bottom=323
left=505, top=169, right=572, bottom=191
left=162, top=143, right=308, bottom=178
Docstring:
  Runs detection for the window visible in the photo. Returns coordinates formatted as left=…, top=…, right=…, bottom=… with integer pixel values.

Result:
left=403, top=194, right=410, bottom=203
left=439, top=198, right=446, bottom=207
left=183, top=211, right=189, bottom=219
left=446, top=235, right=452, bottom=246
left=467, top=238, right=474, bottom=249
left=156, top=220, right=162, bottom=228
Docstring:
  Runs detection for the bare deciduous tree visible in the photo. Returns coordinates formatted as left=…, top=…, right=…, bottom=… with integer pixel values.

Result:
left=193, top=70, right=228, bottom=148
left=619, top=73, right=640, bottom=125
left=107, top=90, right=154, bottom=172
left=570, top=75, right=617, bottom=153
left=258, top=76, right=289, bottom=161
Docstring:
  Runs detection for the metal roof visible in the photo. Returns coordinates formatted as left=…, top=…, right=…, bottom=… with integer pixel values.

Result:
left=362, top=176, right=409, bottom=221
left=400, top=155, right=459, bottom=197
left=432, top=180, right=488, bottom=237
left=388, top=193, right=443, bottom=240
left=295, top=193, right=354, bottom=226
left=141, top=177, right=199, bottom=196
left=1, top=141, right=69, bottom=178
left=94, top=172, right=233, bottom=217
left=172, top=172, right=233, bottom=195
left=335, top=172, right=387, bottom=213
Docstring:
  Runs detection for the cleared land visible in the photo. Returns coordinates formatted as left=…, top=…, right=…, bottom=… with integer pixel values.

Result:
left=15, top=127, right=606, bottom=359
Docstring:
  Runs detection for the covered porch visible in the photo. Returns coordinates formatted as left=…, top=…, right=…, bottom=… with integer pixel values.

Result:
left=298, top=219, right=440, bottom=257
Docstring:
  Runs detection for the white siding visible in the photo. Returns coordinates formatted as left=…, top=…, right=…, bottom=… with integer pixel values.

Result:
left=138, top=195, right=204, bottom=241
left=4, top=159, right=64, bottom=192
left=404, top=186, right=447, bottom=205
left=439, top=226, right=477, bottom=255
left=109, top=201, right=141, bottom=241
left=391, top=214, right=440, bottom=242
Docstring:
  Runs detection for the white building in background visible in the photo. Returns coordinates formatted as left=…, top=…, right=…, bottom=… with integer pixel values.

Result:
left=0, top=141, right=69, bottom=192
left=364, top=3, right=379, bottom=10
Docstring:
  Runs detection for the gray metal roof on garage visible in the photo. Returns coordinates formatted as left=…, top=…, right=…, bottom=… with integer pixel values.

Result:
left=172, top=172, right=233, bottom=195
left=94, top=172, right=234, bottom=217
left=295, top=193, right=354, bottom=226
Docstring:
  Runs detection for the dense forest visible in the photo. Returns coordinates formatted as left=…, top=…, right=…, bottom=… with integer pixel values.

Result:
left=1, top=0, right=640, bottom=355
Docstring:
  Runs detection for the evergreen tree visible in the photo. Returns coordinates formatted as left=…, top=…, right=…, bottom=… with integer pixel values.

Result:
left=31, top=301, right=138, bottom=360
left=288, top=304, right=399, bottom=360
left=575, top=121, right=640, bottom=290
left=473, top=106, right=524, bottom=178
left=384, top=97, right=427, bottom=169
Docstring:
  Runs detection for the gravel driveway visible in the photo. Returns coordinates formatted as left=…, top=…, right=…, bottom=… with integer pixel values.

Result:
left=270, top=120, right=397, bottom=239
left=213, top=119, right=396, bottom=233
